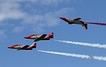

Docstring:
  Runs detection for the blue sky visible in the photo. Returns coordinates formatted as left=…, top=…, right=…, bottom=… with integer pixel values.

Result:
left=0, top=0, right=106, bottom=67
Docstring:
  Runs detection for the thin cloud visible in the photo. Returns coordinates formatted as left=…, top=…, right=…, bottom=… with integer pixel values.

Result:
left=0, top=0, right=65, bottom=5
left=20, top=7, right=74, bottom=33
left=0, top=0, right=75, bottom=33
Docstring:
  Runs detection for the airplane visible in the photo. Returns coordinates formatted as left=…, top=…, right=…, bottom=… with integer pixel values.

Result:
left=8, top=42, right=36, bottom=50
left=24, top=32, right=54, bottom=42
left=60, top=17, right=88, bottom=30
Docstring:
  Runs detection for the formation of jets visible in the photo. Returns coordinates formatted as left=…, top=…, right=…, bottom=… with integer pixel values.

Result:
left=8, top=32, right=54, bottom=50
left=8, top=17, right=106, bottom=50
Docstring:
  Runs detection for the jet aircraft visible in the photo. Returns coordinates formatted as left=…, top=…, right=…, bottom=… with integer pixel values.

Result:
left=24, top=32, right=54, bottom=42
left=60, top=17, right=88, bottom=29
left=8, top=42, right=36, bottom=50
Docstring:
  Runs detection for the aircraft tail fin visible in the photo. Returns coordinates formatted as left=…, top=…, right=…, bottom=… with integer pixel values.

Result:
left=29, top=42, right=36, bottom=49
left=84, top=24, right=88, bottom=30
left=32, top=42, right=36, bottom=48
left=45, top=32, right=54, bottom=40
left=49, top=32, right=54, bottom=38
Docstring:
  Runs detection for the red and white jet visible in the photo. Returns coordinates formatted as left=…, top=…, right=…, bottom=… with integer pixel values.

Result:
left=8, top=42, right=36, bottom=50
left=24, top=32, right=54, bottom=42
left=60, top=17, right=88, bottom=30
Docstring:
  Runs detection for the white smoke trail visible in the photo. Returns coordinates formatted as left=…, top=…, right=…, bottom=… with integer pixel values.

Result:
left=37, top=50, right=106, bottom=61
left=55, top=40, right=106, bottom=49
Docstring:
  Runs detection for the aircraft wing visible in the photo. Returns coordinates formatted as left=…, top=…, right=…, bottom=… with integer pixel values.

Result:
left=73, top=18, right=81, bottom=21
left=34, top=34, right=47, bottom=42
left=22, top=45, right=29, bottom=49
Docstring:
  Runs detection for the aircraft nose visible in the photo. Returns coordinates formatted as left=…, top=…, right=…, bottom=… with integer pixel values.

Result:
left=24, top=36, right=31, bottom=39
left=24, top=36, right=27, bottom=38
left=60, top=17, right=65, bottom=20
left=8, top=46, right=14, bottom=48
left=60, top=17, right=63, bottom=19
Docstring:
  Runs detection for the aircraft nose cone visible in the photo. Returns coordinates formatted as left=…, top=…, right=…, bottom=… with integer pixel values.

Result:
left=24, top=36, right=29, bottom=39
left=24, top=36, right=27, bottom=38
left=8, top=46, right=14, bottom=48
left=60, top=17, right=63, bottom=19
left=60, top=17, right=66, bottom=20
left=24, top=36, right=32, bottom=39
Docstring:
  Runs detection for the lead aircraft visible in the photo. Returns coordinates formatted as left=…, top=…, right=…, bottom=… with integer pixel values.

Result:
left=8, top=42, right=36, bottom=50
left=24, top=32, right=54, bottom=42
left=60, top=17, right=88, bottom=30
